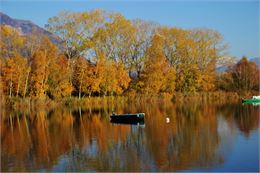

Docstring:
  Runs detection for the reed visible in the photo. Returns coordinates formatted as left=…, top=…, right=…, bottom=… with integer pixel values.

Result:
left=2, top=91, right=256, bottom=112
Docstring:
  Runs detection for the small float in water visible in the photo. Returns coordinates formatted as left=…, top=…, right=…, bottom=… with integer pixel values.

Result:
left=242, top=95, right=260, bottom=104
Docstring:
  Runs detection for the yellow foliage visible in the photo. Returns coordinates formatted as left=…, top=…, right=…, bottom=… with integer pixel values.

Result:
left=0, top=25, right=24, bottom=58
left=29, top=51, right=46, bottom=98
left=140, top=34, right=175, bottom=94
left=0, top=10, right=240, bottom=99
left=1, top=54, right=28, bottom=97
left=97, top=53, right=131, bottom=96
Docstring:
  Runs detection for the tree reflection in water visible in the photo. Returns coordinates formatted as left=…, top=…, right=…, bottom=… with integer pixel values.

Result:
left=1, top=100, right=259, bottom=172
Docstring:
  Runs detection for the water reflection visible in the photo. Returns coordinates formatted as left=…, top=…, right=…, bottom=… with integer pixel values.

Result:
left=1, top=101, right=259, bottom=172
left=217, top=104, right=259, bottom=136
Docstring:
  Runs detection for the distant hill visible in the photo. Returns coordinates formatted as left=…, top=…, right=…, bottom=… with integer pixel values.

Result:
left=216, top=66, right=227, bottom=73
left=217, top=57, right=260, bottom=73
left=0, top=12, right=62, bottom=46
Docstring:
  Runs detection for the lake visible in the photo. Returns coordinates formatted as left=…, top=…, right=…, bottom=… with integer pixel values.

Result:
left=1, top=99, right=259, bottom=172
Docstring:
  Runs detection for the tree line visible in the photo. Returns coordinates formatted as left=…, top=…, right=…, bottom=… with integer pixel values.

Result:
left=0, top=9, right=259, bottom=99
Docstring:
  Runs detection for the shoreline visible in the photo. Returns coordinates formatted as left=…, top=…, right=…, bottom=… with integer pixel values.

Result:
left=1, top=91, right=257, bottom=112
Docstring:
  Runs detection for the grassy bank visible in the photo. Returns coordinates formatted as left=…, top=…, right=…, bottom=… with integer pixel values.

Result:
left=1, top=91, right=256, bottom=112
left=172, top=91, right=241, bottom=103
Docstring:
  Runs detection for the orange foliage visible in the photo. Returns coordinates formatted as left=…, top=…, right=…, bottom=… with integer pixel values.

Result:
left=139, top=34, right=176, bottom=94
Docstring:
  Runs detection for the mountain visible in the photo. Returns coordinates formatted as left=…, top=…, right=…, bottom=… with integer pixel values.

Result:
left=217, top=57, right=260, bottom=73
left=0, top=12, right=62, bottom=46
left=216, top=66, right=228, bottom=73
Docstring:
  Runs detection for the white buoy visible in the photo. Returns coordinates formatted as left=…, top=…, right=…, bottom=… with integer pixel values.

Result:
left=166, top=117, right=170, bottom=123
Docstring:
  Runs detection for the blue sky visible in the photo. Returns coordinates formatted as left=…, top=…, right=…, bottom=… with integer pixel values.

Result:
left=0, top=0, right=259, bottom=59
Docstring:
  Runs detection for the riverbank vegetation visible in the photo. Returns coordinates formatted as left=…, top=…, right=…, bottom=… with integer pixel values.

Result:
left=0, top=9, right=259, bottom=109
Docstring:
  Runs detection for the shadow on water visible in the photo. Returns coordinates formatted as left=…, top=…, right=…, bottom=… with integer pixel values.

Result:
left=1, top=100, right=259, bottom=172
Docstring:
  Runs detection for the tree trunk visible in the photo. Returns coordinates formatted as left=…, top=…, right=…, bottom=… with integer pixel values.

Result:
left=9, top=74, right=13, bottom=97
left=23, top=68, right=30, bottom=98
left=66, top=53, right=72, bottom=98
left=16, top=75, right=21, bottom=97
left=79, top=83, right=82, bottom=99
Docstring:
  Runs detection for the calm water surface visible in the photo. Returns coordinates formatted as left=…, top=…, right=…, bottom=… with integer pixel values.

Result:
left=1, top=100, right=259, bottom=172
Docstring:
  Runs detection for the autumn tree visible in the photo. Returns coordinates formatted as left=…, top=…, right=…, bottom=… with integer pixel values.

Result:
left=46, top=11, right=84, bottom=60
left=158, top=27, right=199, bottom=93
left=158, top=27, right=226, bottom=92
left=191, top=29, right=226, bottom=91
left=129, top=20, right=157, bottom=77
left=162, top=67, right=176, bottom=94
left=113, top=62, right=131, bottom=94
left=217, top=71, right=234, bottom=91
left=12, top=55, right=29, bottom=97
left=221, top=57, right=260, bottom=92
left=0, top=25, right=24, bottom=59
left=47, top=55, right=73, bottom=98
left=175, top=64, right=201, bottom=93
left=29, top=37, right=59, bottom=98
left=46, top=10, right=106, bottom=93
left=29, top=50, right=46, bottom=98
left=1, top=9, right=253, bottom=100
left=73, top=57, right=92, bottom=99
left=197, top=60, right=216, bottom=91
left=0, top=58, right=4, bottom=101
left=1, top=57, right=15, bottom=97
left=93, top=13, right=136, bottom=67
left=217, top=57, right=260, bottom=92
left=23, top=29, right=46, bottom=59
left=99, top=60, right=117, bottom=96
left=46, top=10, right=108, bottom=60
left=0, top=25, right=32, bottom=98
left=97, top=53, right=130, bottom=96
left=21, top=32, right=48, bottom=97
left=139, top=34, right=176, bottom=94
left=1, top=55, right=28, bottom=97
left=158, top=27, right=196, bottom=68
left=72, top=53, right=130, bottom=98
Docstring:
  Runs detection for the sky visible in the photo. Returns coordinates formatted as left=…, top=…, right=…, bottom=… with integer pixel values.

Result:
left=0, top=0, right=259, bottom=59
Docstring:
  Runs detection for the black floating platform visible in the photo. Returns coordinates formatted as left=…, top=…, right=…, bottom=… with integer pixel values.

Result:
left=110, top=113, right=145, bottom=124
